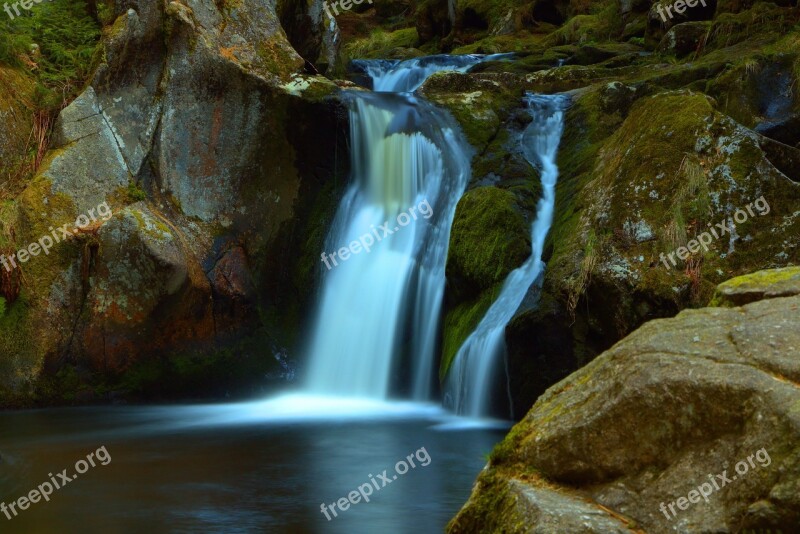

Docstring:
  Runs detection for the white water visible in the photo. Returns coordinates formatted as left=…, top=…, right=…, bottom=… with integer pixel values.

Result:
left=305, top=57, right=493, bottom=400
left=356, top=53, right=514, bottom=93
left=444, top=94, right=568, bottom=417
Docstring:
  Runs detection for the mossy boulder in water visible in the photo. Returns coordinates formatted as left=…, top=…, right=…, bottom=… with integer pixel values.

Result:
left=450, top=270, right=800, bottom=532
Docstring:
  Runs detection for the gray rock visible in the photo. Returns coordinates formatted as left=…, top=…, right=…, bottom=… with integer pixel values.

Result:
left=48, top=87, right=130, bottom=213
left=450, top=272, right=800, bottom=533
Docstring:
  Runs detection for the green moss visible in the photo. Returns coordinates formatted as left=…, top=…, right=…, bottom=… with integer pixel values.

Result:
left=130, top=208, right=172, bottom=240
left=0, top=293, right=41, bottom=387
left=447, top=186, right=531, bottom=293
left=255, top=37, right=303, bottom=81
left=96, top=0, right=115, bottom=26
left=419, top=72, right=519, bottom=149
left=450, top=32, right=546, bottom=56
left=709, top=267, right=800, bottom=307
left=440, top=284, right=500, bottom=381
left=4, top=0, right=101, bottom=110
left=488, top=414, right=532, bottom=465
left=126, top=181, right=147, bottom=202
left=344, top=28, right=419, bottom=60
left=545, top=1, right=622, bottom=47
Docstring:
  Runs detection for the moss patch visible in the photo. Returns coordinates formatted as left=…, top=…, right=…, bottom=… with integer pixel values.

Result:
left=447, top=186, right=531, bottom=295
left=440, top=283, right=501, bottom=382
left=344, top=27, right=419, bottom=60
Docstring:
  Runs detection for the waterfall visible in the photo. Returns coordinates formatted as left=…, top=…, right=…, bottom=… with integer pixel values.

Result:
left=305, top=57, right=503, bottom=400
left=443, top=93, right=568, bottom=418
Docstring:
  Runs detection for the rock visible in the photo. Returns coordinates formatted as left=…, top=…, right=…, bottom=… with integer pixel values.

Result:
left=0, top=0, right=348, bottom=404
left=446, top=187, right=531, bottom=300
left=714, top=0, right=795, bottom=15
left=658, top=21, right=711, bottom=57
left=571, top=44, right=638, bottom=66
left=598, top=80, right=640, bottom=115
left=76, top=204, right=210, bottom=371
left=277, top=0, right=341, bottom=73
left=510, top=86, right=800, bottom=423
left=450, top=273, right=800, bottom=532
left=48, top=87, right=130, bottom=212
left=710, top=267, right=800, bottom=307
left=758, top=135, right=800, bottom=183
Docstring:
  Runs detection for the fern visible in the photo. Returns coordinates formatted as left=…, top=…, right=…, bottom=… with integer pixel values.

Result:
left=2, top=0, right=100, bottom=109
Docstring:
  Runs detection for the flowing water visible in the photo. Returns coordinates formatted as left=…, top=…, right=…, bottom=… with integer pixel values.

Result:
left=444, top=93, right=568, bottom=418
left=352, top=54, right=514, bottom=93
left=306, top=55, right=506, bottom=400
left=0, top=56, right=524, bottom=532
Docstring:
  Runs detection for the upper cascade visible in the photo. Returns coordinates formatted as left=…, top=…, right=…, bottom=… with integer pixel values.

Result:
left=351, top=54, right=514, bottom=93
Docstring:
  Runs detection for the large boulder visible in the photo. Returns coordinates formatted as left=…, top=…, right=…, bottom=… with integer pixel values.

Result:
left=0, top=0, right=348, bottom=405
left=449, top=269, right=800, bottom=533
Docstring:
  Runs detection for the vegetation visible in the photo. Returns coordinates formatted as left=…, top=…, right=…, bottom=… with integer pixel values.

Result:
left=344, top=27, right=419, bottom=59
left=0, top=1, right=100, bottom=110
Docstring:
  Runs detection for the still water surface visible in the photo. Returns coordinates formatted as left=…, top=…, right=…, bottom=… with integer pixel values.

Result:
left=0, top=395, right=506, bottom=533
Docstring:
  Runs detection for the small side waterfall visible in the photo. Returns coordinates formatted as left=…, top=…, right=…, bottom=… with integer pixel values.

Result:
left=444, top=94, right=568, bottom=418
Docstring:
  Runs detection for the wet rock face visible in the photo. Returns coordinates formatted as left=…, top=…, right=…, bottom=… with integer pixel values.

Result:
left=277, top=0, right=341, bottom=72
left=78, top=204, right=212, bottom=371
left=0, top=0, right=347, bottom=400
left=449, top=271, right=800, bottom=533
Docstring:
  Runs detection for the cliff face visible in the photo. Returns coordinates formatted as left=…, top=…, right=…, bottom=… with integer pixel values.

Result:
left=0, top=0, right=349, bottom=405
left=449, top=268, right=800, bottom=533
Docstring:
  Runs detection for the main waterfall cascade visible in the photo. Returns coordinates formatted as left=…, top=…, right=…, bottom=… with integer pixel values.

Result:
left=305, top=57, right=509, bottom=400
left=444, top=94, right=568, bottom=418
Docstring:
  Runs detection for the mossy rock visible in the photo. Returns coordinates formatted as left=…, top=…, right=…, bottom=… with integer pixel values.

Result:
left=710, top=267, right=800, bottom=307
left=419, top=71, right=522, bottom=149
left=447, top=186, right=531, bottom=298
left=439, top=284, right=501, bottom=381
left=343, top=28, right=419, bottom=60
left=450, top=290, right=800, bottom=532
